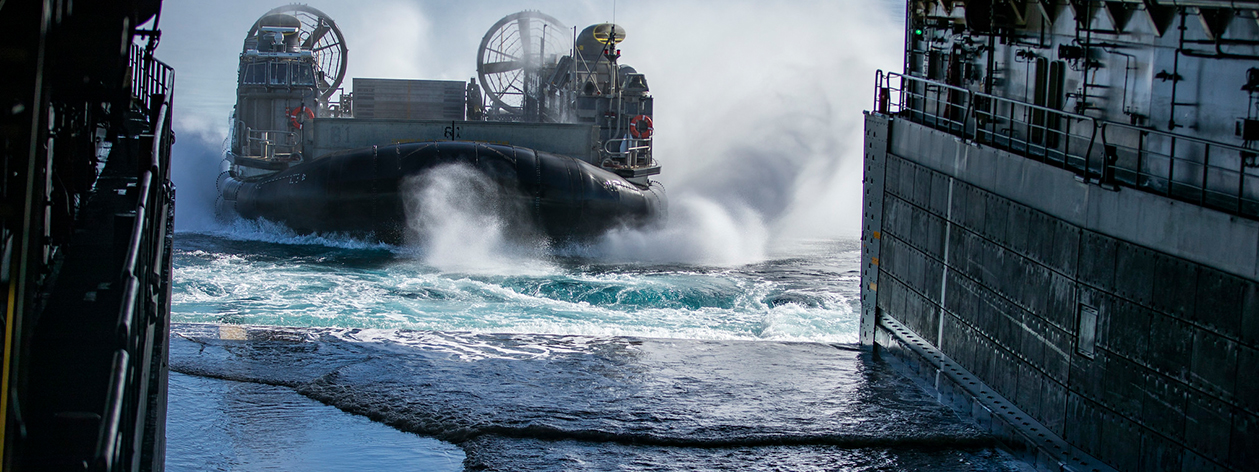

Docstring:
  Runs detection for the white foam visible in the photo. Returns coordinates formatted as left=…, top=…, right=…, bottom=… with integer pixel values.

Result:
left=559, top=195, right=769, bottom=267
left=400, top=164, right=557, bottom=275
left=188, top=218, right=397, bottom=251
left=174, top=241, right=861, bottom=344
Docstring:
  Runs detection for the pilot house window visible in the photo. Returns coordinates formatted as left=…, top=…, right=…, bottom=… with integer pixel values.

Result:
left=269, top=62, right=289, bottom=85
left=293, top=64, right=316, bottom=86
left=240, top=62, right=312, bottom=87
left=241, top=63, right=267, bottom=85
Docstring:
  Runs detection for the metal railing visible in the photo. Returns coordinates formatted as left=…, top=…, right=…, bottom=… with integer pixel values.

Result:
left=129, top=44, right=173, bottom=116
left=233, top=120, right=300, bottom=163
left=245, top=128, right=300, bottom=162
left=873, top=70, right=1259, bottom=219
left=601, top=137, right=652, bottom=167
left=972, top=92, right=1097, bottom=174
left=1101, top=121, right=1259, bottom=216
left=96, top=50, right=176, bottom=472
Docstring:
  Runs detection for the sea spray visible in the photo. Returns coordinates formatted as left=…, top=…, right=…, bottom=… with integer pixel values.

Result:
left=170, top=118, right=233, bottom=232
left=582, top=194, right=768, bottom=266
left=199, top=218, right=395, bottom=251
left=401, top=163, right=549, bottom=273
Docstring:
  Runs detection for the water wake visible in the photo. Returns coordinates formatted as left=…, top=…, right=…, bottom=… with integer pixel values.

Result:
left=192, top=218, right=396, bottom=251
left=172, top=233, right=859, bottom=342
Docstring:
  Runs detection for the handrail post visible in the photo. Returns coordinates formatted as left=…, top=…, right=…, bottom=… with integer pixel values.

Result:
left=879, top=85, right=890, bottom=115
left=898, top=73, right=907, bottom=116
left=1239, top=151, right=1248, bottom=214
left=1137, top=130, right=1146, bottom=187
left=966, top=91, right=976, bottom=142
left=874, top=70, right=883, bottom=113
left=1100, top=132, right=1117, bottom=189
left=1084, top=118, right=1098, bottom=179
left=1201, top=144, right=1210, bottom=205
left=1168, top=136, right=1177, bottom=197
left=1078, top=120, right=1089, bottom=175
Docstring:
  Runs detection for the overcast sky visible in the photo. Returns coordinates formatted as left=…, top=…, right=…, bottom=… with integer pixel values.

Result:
left=158, top=0, right=905, bottom=239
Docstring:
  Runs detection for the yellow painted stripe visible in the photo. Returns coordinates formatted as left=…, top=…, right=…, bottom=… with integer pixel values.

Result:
left=872, top=231, right=881, bottom=240
left=0, top=281, right=16, bottom=458
left=871, top=257, right=880, bottom=266
left=868, top=282, right=878, bottom=291
left=219, top=324, right=247, bottom=340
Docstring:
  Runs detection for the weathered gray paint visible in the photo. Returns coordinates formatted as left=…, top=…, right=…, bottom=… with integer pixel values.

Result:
left=304, top=118, right=600, bottom=164
left=869, top=2, right=1259, bottom=470
left=864, top=114, right=1259, bottom=472
left=351, top=78, right=465, bottom=120
left=860, top=112, right=889, bottom=347
left=889, top=118, right=1259, bottom=282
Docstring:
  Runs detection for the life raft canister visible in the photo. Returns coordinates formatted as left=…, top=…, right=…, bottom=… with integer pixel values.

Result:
left=629, top=114, right=653, bottom=139
left=288, top=105, right=315, bottom=130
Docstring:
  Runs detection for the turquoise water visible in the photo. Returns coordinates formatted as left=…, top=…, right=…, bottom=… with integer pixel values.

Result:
left=171, top=228, right=862, bottom=343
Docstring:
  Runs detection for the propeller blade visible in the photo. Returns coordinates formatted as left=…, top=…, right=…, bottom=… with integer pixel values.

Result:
left=517, top=17, right=532, bottom=65
left=481, top=60, right=523, bottom=74
left=303, top=19, right=331, bottom=49
left=484, top=47, right=519, bottom=61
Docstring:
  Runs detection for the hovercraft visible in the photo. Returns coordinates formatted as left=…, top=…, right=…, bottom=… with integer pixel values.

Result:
left=217, top=6, right=665, bottom=243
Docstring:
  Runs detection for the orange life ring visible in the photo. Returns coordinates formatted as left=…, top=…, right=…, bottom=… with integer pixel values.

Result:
left=288, top=106, right=315, bottom=130
left=629, top=114, right=653, bottom=139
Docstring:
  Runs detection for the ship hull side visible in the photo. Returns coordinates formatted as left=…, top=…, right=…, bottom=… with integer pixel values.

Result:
left=861, top=114, right=1259, bottom=472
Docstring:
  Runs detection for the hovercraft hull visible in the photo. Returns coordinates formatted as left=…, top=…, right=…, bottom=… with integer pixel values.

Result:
left=218, top=141, right=665, bottom=243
